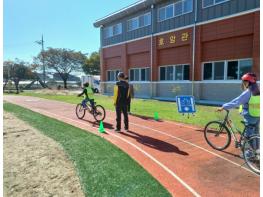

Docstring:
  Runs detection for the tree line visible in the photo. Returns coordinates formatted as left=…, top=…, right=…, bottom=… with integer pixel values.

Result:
left=3, top=48, right=100, bottom=93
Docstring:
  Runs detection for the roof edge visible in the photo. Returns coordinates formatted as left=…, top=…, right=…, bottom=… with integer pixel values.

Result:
left=93, top=0, right=149, bottom=28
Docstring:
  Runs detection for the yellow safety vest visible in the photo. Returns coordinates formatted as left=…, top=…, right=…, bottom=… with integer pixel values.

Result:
left=248, top=95, right=260, bottom=117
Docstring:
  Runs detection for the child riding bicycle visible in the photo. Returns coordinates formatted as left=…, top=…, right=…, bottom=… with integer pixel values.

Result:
left=78, top=82, right=95, bottom=110
left=217, top=73, right=260, bottom=138
left=217, top=73, right=260, bottom=158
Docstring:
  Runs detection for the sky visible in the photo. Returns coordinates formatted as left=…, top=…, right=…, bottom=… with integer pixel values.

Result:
left=3, top=0, right=137, bottom=62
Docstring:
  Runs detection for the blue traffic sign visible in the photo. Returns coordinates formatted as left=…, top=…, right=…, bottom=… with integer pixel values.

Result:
left=176, top=95, right=196, bottom=114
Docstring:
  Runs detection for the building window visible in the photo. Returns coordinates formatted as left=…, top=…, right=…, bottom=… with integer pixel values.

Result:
left=128, top=17, right=139, bottom=31
left=129, top=67, right=150, bottom=81
left=113, top=23, right=122, bottom=35
left=128, top=12, right=151, bottom=31
left=239, top=59, right=253, bottom=79
left=174, top=1, right=183, bottom=17
left=183, top=0, right=193, bottom=13
left=202, top=0, right=229, bottom=8
left=104, top=26, right=113, bottom=38
left=203, top=63, right=213, bottom=80
left=175, top=65, right=183, bottom=80
left=158, top=0, right=193, bottom=22
left=160, top=65, right=190, bottom=81
left=227, top=61, right=238, bottom=80
left=203, top=59, right=252, bottom=80
left=104, top=23, right=122, bottom=38
left=159, top=7, right=166, bottom=21
left=141, top=12, right=151, bottom=27
left=214, top=62, right=224, bottom=80
left=107, top=70, right=120, bottom=81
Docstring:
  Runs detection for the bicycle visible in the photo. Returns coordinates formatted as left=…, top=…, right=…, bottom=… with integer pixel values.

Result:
left=204, top=109, right=260, bottom=174
left=75, top=99, right=106, bottom=122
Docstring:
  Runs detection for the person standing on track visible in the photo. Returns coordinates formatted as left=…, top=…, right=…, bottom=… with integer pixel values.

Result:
left=113, top=72, right=130, bottom=132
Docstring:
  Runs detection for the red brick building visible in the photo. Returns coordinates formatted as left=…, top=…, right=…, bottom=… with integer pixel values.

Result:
left=95, top=0, right=260, bottom=103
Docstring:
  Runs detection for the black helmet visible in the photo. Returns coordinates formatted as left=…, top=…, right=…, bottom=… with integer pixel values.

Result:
left=117, top=72, right=125, bottom=79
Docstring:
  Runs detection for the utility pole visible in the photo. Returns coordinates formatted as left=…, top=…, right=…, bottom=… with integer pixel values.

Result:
left=35, top=35, right=45, bottom=84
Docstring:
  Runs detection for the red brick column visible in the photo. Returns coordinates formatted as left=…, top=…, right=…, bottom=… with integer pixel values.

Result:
left=121, top=44, right=128, bottom=76
left=152, top=36, right=158, bottom=81
left=252, top=11, right=260, bottom=79
left=194, top=26, right=202, bottom=81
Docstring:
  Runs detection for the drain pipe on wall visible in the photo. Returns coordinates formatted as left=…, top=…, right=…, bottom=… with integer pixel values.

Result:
left=191, top=0, right=198, bottom=96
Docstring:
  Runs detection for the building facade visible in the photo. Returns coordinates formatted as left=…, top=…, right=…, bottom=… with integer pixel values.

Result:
left=94, top=0, right=260, bottom=102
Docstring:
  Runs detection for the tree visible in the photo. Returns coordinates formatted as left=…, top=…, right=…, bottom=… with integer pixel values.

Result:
left=82, top=51, right=100, bottom=75
left=3, top=59, right=35, bottom=93
left=34, top=48, right=86, bottom=89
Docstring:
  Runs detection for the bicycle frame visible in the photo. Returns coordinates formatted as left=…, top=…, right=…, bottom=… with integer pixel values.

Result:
left=220, top=110, right=243, bottom=145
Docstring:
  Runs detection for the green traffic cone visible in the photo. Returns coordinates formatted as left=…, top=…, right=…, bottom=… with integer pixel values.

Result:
left=98, top=121, right=105, bottom=133
left=154, top=112, right=159, bottom=121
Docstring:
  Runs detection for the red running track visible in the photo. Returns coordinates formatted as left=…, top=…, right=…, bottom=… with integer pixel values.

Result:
left=4, top=96, right=259, bottom=197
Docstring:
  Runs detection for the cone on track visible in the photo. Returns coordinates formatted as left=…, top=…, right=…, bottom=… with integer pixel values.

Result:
left=154, top=112, right=159, bottom=121
left=98, top=121, right=105, bottom=133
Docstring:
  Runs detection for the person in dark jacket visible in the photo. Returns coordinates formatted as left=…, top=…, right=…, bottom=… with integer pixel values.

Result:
left=113, top=72, right=130, bottom=132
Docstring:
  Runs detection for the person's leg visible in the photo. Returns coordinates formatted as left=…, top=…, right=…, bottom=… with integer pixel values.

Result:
left=115, top=105, right=121, bottom=131
left=89, top=99, right=95, bottom=109
left=81, top=99, right=87, bottom=107
left=243, top=115, right=260, bottom=150
left=122, top=104, right=129, bottom=130
left=127, top=98, right=131, bottom=113
left=243, top=115, right=259, bottom=137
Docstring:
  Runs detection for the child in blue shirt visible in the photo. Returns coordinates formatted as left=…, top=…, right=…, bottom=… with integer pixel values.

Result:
left=217, top=73, right=260, bottom=138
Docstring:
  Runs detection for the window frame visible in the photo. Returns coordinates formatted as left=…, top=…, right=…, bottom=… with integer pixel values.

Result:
left=113, top=23, right=122, bottom=36
left=202, top=0, right=230, bottom=9
left=202, top=58, right=253, bottom=81
left=104, top=23, right=122, bottom=38
left=107, top=69, right=121, bottom=81
left=129, top=67, right=151, bottom=82
left=159, top=64, right=190, bottom=81
left=158, top=0, right=193, bottom=22
left=127, top=12, right=151, bottom=32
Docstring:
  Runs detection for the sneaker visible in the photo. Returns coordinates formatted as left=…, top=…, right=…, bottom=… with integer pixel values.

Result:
left=124, top=128, right=129, bottom=132
left=114, top=128, right=120, bottom=132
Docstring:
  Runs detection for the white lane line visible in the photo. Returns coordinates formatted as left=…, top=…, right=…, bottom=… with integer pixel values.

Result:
left=110, top=132, right=201, bottom=197
left=12, top=101, right=201, bottom=197
left=105, top=116, right=258, bottom=176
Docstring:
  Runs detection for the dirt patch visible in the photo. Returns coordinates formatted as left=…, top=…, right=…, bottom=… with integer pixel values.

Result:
left=3, top=112, right=85, bottom=197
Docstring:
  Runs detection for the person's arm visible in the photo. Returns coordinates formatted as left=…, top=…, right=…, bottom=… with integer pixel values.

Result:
left=127, top=86, right=130, bottom=100
left=113, top=85, right=118, bottom=106
left=78, top=88, right=87, bottom=97
left=218, top=90, right=250, bottom=111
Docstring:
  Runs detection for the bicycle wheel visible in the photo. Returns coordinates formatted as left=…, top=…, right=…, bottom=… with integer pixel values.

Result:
left=93, top=105, right=106, bottom=122
left=204, top=121, right=231, bottom=150
left=242, top=135, right=260, bottom=174
left=76, top=103, right=86, bottom=119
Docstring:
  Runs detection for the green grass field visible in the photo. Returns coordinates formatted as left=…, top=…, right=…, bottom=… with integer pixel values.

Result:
left=19, top=90, right=243, bottom=129
left=4, top=102, right=171, bottom=197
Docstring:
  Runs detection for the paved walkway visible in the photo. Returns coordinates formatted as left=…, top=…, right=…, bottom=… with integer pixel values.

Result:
left=4, top=96, right=259, bottom=197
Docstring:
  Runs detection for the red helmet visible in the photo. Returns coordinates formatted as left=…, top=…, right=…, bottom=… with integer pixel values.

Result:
left=241, top=73, right=257, bottom=83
